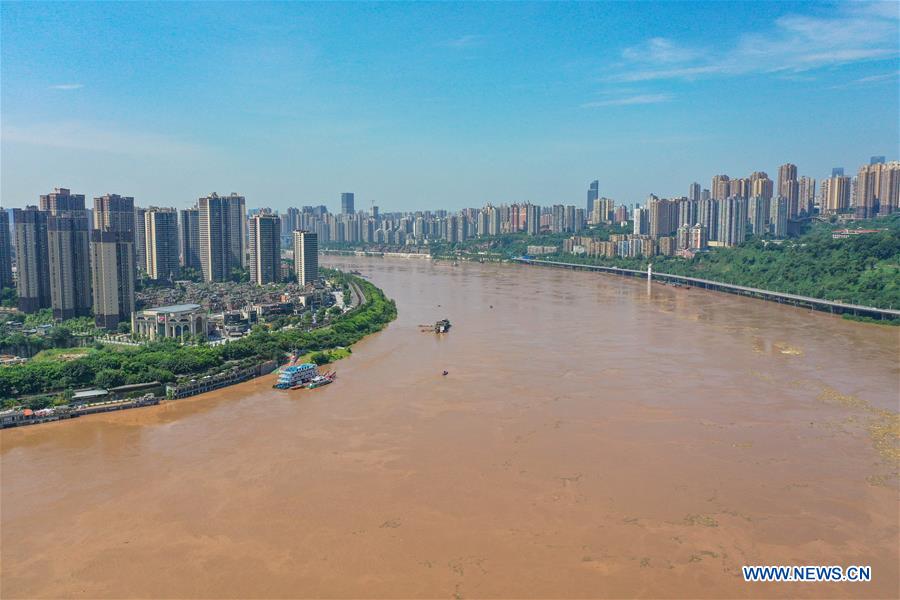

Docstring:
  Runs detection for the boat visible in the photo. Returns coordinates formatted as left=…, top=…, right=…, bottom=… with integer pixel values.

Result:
left=434, top=319, right=451, bottom=333
left=274, top=362, right=318, bottom=389
left=442, top=370, right=449, bottom=376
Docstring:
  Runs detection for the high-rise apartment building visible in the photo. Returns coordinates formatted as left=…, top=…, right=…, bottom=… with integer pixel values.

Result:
left=91, top=230, right=135, bottom=330
left=12, top=207, right=51, bottom=313
left=525, top=203, right=540, bottom=235
left=179, top=207, right=201, bottom=271
left=0, top=211, right=12, bottom=290
left=717, top=197, right=747, bottom=247
left=689, top=182, right=701, bottom=203
left=750, top=172, right=773, bottom=200
left=798, top=177, right=816, bottom=216
left=144, top=208, right=180, bottom=281
left=134, top=206, right=147, bottom=271
left=711, top=175, right=730, bottom=200
left=93, top=194, right=135, bottom=235
left=198, top=193, right=247, bottom=282
left=293, top=230, right=318, bottom=286
left=248, top=214, right=282, bottom=285
left=648, top=197, right=677, bottom=239
left=748, top=196, right=769, bottom=236
left=341, top=192, right=355, bottom=215
left=698, top=198, right=718, bottom=241
left=769, top=197, right=788, bottom=239
left=38, top=189, right=93, bottom=320
left=821, top=175, right=851, bottom=214
left=856, top=161, right=900, bottom=217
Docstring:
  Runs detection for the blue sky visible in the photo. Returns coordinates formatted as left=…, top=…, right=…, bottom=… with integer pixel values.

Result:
left=2, top=1, right=898, bottom=211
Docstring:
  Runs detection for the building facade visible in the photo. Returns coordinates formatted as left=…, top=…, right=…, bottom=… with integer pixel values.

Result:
left=293, top=230, right=318, bottom=286
left=132, top=304, right=207, bottom=341
left=248, top=214, right=282, bottom=285
left=145, top=207, right=180, bottom=281
left=198, top=193, right=247, bottom=282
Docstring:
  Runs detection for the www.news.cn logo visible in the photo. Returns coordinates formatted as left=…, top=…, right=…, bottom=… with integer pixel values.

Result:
left=743, top=565, right=871, bottom=582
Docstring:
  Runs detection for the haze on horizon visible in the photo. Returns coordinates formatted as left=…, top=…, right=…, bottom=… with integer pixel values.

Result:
left=1, top=1, right=898, bottom=212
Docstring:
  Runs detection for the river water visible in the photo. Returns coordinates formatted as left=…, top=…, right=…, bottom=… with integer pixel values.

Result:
left=2, top=256, right=898, bottom=599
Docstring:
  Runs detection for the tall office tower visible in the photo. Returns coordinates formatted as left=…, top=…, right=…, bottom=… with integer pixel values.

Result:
left=821, top=175, right=851, bottom=213
left=39, top=187, right=85, bottom=213
left=798, top=177, right=816, bottom=216
left=198, top=193, right=247, bottom=282
left=90, top=230, right=134, bottom=329
left=248, top=214, right=282, bottom=285
left=93, top=194, right=135, bottom=235
left=293, top=230, right=318, bottom=286
left=0, top=211, right=12, bottom=289
left=750, top=172, right=774, bottom=200
left=711, top=175, right=731, bottom=200
left=698, top=197, right=719, bottom=241
left=179, top=207, right=201, bottom=270
left=689, top=182, right=702, bottom=203
left=748, top=196, right=770, bottom=236
left=525, top=203, right=540, bottom=235
left=134, top=206, right=147, bottom=271
left=144, top=208, right=180, bottom=281
left=633, top=207, right=649, bottom=235
left=12, top=207, right=51, bottom=312
left=587, top=179, right=599, bottom=213
left=769, top=197, right=788, bottom=238
left=371, top=205, right=380, bottom=221
left=648, top=197, right=677, bottom=238
left=341, top=192, right=355, bottom=215
left=717, top=197, right=747, bottom=247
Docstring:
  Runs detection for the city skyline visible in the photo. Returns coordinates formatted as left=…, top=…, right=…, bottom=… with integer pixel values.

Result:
left=2, top=1, right=899, bottom=211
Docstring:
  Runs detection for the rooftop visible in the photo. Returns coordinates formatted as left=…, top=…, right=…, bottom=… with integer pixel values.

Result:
left=143, top=304, right=203, bottom=314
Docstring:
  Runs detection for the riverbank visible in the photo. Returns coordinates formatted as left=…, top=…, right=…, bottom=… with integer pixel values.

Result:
left=0, top=271, right=397, bottom=412
left=517, top=257, right=900, bottom=322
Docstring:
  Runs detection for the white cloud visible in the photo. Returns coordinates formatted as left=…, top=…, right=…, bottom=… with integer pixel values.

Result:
left=49, top=83, right=84, bottom=90
left=1, top=121, right=207, bottom=158
left=441, top=35, right=486, bottom=49
left=581, top=93, right=673, bottom=108
left=609, top=2, right=899, bottom=82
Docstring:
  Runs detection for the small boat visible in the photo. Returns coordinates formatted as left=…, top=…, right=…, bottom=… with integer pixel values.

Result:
left=434, top=319, right=451, bottom=333
left=442, top=370, right=449, bottom=376
left=307, top=375, right=334, bottom=389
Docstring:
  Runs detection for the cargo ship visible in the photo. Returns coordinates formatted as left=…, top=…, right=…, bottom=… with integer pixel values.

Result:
left=274, top=363, right=318, bottom=389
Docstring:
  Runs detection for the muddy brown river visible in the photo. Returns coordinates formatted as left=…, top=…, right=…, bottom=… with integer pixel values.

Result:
left=2, top=256, right=898, bottom=599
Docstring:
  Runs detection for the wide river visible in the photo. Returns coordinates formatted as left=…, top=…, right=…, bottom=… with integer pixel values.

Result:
left=2, top=256, right=898, bottom=599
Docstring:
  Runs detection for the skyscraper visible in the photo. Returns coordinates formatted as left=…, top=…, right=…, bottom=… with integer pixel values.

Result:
left=648, top=197, right=677, bottom=239
left=769, top=197, right=788, bottom=238
left=12, top=207, right=51, bottom=313
left=248, top=214, right=282, bottom=285
left=750, top=172, right=773, bottom=200
left=341, top=192, right=355, bottom=215
left=0, top=211, right=12, bottom=290
left=198, top=193, right=247, bottom=282
left=525, top=203, right=540, bottom=235
left=798, top=177, right=816, bottom=216
left=856, top=161, right=900, bottom=217
left=38, top=189, right=94, bottom=320
left=587, top=180, right=599, bottom=213
left=293, top=230, right=318, bottom=286
left=179, top=207, right=201, bottom=271
left=145, top=208, right=180, bottom=281
left=748, top=196, right=769, bottom=236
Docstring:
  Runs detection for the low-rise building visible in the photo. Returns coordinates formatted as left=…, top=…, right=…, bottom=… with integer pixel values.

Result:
left=132, top=303, right=208, bottom=340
